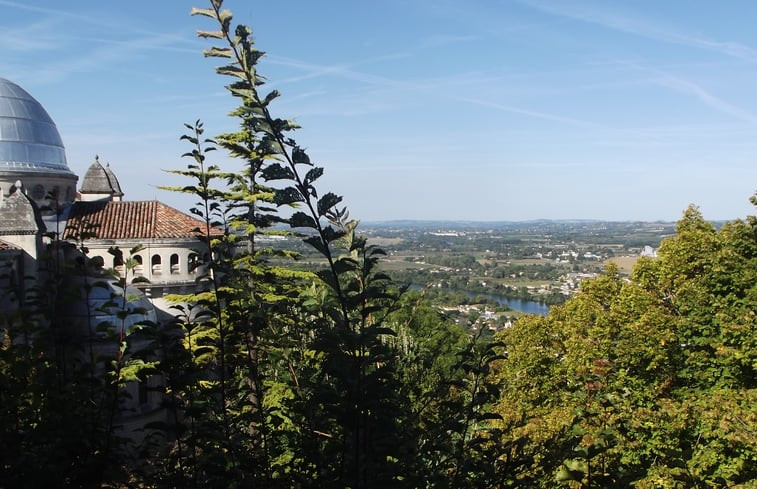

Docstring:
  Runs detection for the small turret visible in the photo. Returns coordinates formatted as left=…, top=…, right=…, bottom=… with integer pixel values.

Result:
left=79, top=155, right=124, bottom=202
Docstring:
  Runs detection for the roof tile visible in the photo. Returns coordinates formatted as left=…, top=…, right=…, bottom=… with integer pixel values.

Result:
left=63, top=200, right=218, bottom=240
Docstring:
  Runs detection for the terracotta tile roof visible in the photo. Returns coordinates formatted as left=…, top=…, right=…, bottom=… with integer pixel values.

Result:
left=63, top=200, right=221, bottom=240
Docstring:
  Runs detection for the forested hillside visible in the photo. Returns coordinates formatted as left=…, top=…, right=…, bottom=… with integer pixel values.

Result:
left=0, top=2, right=754, bottom=487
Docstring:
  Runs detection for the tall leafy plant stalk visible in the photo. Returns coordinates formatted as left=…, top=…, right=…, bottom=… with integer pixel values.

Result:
left=179, top=1, right=409, bottom=485
left=184, top=121, right=235, bottom=454
left=154, top=302, right=201, bottom=488
left=162, top=119, right=245, bottom=480
left=191, top=0, right=348, bottom=312
left=166, top=114, right=316, bottom=484
left=192, top=6, right=322, bottom=465
left=449, top=333, right=507, bottom=488
left=156, top=1, right=510, bottom=486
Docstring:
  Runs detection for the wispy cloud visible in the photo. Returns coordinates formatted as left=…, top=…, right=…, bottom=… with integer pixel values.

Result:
left=520, top=0, right=757, bottom=62
left=267, top=52, right=412, bottom=86
left=0, top=0, right=96, bottom=24
left=14, top=34, right=192, bottom=83
left=459, top=97, right=601, bottom=127
left=268, top=50, right=611, bottom=127
left=0, top=0, right=200, bottom=72
left=0, top=0, right=197, bottom=44
left=611, top=59, right=757, bottom=124
left=0, top=18, right=67, bottom=52
left=652, top=74, right=757, bottom=124
left=66, top=35, right=198, bottom=55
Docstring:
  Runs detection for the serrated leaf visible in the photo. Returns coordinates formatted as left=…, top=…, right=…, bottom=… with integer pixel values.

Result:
left=217, top=8, right=233, bottom=24
left=190, top=7, right=216, bottom=18
left=263, top=89, right=280, bottom=105
left=261, top=163, right=295, bottom=181
left=372, top=327, right=397, bottom=337
left=304, top=235, right=327, bottom=255
left=292, top=146, right=311, bottom=165
left=321, top=225, right=345, bottom=243
left=204, top=47, right=233, bottom=58
left=217, top=66, right=245, bottom=78
left=315, top=269, right=340, bottom=292
left=317, top=192, right=342, bottom=216
left=274, top=187, right=304, bottom=206
left=304, top=167, right=323, bottom=184
left=289, top=212, right=317, bottom=229
left=196, top=30, right=225, bottom=39
left=228, top=86, right=255, bottom=99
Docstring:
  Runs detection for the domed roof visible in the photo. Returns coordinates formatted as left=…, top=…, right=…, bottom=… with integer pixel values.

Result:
left=0, top=78, right=74, bottom=176
left=80, top=156, right=123, bottom=197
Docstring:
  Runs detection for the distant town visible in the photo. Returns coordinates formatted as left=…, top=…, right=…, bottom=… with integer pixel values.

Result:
left=365, top=220, right=677, bottom=332
left=280, top=219, right=683, bottom=334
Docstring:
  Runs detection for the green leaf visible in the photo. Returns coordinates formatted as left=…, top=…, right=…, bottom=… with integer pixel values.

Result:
left=289, top=212, right=316, bottom=229
left=263, top=89, right=280, bottom=105
left=304, top=235, right=327, bottom=255
left=190, top=7, right=216, bottom=18
left=274, top=186, right=304, bottom=205
left=261, top=163, right=295, bottom=181
left=197, top=30, right=226, bottom=40
left=317, top=192, right=342, bottom=216
left=304, top=166, right=323, bottom=184
left=217, top=65, right=245, bottom=78
left=321, top=225, right=345, bottom=243
left=292, top=146, right=311, bottom=165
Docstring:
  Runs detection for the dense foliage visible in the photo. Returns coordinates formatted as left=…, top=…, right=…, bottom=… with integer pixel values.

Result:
left=1, top=2, right=755, bottom=488
left=494, top=206, right=757, bottom=487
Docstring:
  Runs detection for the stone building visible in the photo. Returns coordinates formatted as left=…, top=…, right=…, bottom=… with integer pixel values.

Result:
left=0, top=76, right=212, bottom=429
left=0, top=76, right=209, bottom=316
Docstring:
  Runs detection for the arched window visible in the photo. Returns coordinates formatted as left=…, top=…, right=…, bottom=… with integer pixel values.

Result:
left=151, top=254, right=162, bottom=275
left=134, top=255, right=144, bottom=275
left=170, top=254, right=180, bottom=274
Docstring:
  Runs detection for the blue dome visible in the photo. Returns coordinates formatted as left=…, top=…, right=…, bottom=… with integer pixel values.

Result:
left=0, top=78, right=74, bottom=176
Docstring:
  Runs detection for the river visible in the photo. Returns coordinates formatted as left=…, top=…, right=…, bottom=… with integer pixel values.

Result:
left=410, top=285, right=550, bottom=316
left=466, top=291, right=550, bottom=316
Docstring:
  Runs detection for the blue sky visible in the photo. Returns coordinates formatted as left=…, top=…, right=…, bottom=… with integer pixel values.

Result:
left=3, top=0, right=757, bottom=221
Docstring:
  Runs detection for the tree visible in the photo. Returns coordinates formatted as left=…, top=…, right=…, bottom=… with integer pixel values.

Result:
left=493, top=203, right=757, bottom=487
left=148, top=2, right=418, bottom=486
